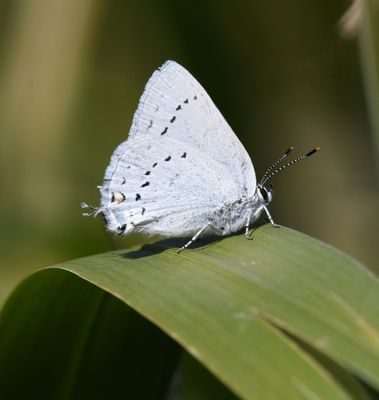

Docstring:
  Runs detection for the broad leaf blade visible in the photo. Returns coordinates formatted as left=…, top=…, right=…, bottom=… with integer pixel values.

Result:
left=0, top=271, right=180, bottom=399
left=1, top=226, right=378, bottom=399
left=193, top=227, right=379, bottom=386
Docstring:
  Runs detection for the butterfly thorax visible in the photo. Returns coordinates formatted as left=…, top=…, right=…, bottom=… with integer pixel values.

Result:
left=209, top=185, right=272, bottom=236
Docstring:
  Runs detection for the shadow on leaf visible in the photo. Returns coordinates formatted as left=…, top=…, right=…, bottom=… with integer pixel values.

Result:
left=122, top=220, right=268, bottom=259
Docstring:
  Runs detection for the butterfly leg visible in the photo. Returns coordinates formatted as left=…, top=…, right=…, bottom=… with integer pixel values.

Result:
left=245, top=214, right=253, bottom=240
left=263, top=205, right=280, bottom=228
left=177, top=224, right=210, bottom=253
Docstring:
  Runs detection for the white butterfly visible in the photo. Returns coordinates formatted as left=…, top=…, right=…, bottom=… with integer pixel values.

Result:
left=82, top=61, right=319, bottom=252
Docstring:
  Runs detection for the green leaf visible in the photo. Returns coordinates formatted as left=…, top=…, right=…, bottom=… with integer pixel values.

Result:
left=1, top=226, right=379, bottom=399
left=179, top=352, right=241, bottom=400
left=0, top=271, right=181, bottom=399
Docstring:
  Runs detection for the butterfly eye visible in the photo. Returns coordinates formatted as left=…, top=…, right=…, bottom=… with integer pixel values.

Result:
left=259, top=187, right=268, bottom=203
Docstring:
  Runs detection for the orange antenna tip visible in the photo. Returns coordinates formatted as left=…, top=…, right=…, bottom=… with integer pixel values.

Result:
left=306, top=147, right=321, bottom=157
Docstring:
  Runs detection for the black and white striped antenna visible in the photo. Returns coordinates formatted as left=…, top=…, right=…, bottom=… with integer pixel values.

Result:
left=260, top=147, right=320, bottom=186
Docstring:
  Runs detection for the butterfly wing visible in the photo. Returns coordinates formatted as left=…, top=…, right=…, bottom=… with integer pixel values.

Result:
left=101, top=135, right=238, bottom=236
left=128, top=61, right=256, bottom=193
left=100, top=61, right=256, bottom=237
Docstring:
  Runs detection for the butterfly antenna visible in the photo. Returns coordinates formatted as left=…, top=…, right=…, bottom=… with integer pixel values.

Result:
left=260, top=147, right=320, bottom=186
left=259, top=147, right=294, bottom=185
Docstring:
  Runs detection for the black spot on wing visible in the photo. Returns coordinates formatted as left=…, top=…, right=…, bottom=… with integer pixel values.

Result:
left=111, top=192, right=126, bottom=203
left=141, top=207, right=146, bottom=215
left=145, top=171, right=151, bottom=175
left=176, top=105, right=181, bottom=111
left=141, top=181, right=150, bottom=187
left=181, top=152, right=187, bottom=158
left=194, top=95, right=197, bottom=100
left=170, top=116, right=176, bottom=123
left=118, top=224, right=126, bottom=233
left=184, top=98, right=189, bottom=104
left=135, top=193, right=141, bottom=201
left=161, top=127, right=168, bottom=135
left=165, top=156, right=171, bottom=162
left=152, top=162, right=158, bottom=168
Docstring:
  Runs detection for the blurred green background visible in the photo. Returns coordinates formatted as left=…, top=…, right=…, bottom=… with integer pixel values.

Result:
left=0, top=0, right=378, bottom=304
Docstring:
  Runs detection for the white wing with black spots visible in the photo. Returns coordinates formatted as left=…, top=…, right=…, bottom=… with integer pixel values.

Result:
left=99, top=60, right=256, bottom=237
left=101, top=135, right=240, bottom=236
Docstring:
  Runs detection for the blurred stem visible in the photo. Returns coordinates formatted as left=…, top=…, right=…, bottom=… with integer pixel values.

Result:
left=359, top=0, right=379, bottom=178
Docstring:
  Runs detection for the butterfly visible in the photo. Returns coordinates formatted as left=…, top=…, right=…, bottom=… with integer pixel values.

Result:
left=82, top=61, right=319, bottom=252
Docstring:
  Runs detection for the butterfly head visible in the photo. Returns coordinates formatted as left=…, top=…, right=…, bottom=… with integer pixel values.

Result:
left=257, top=184, right=273, bottom=206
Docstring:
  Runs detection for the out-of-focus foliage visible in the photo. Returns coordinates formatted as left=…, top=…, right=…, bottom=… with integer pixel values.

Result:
left=0, top=0, right=378, bottom=303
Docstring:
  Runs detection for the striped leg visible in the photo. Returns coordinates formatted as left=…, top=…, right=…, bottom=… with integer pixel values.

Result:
left=245, top=214, right=253, bottom=240
left=263, top=205, right=280, bottom=228
left=177, top=225, right=209, bottom=253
